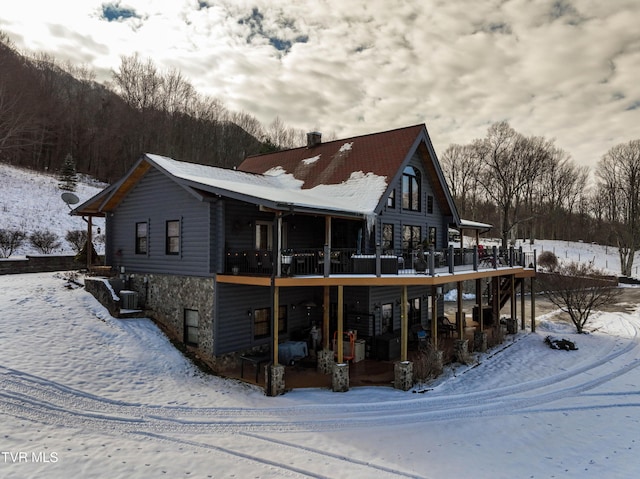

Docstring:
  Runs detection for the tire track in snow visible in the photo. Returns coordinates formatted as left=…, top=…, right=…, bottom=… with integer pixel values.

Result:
left=1, top=314, right=640, bottom=435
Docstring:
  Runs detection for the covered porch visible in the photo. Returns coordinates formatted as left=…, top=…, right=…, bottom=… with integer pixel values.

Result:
left=217, top=266, right=537, bottom=395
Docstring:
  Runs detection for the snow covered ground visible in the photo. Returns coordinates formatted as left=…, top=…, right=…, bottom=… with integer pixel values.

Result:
left=2, top=272, right=640, bottom=478
left=3, top=162, right=640, bottom=478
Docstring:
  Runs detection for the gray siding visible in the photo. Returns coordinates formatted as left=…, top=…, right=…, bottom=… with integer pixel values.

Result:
left=111, top=169, right=212, bottom=276
left=375, top=151, right=450, bottom=251
left=215, top=284, right=325, bottom=355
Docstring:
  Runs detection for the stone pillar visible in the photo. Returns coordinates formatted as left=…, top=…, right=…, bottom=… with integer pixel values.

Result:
left=474, top=331, right=488, bottom=353
left=266, top=363, right=285, bottom=397
left=332, top=362, right=349, bottom=392
left=454, top=339, right=471, bottom=364
left=506, top=317, right=518, bottom=334
left=394, top=361, right=413, bottom=391
left=317, top=349, right=334, bottom=375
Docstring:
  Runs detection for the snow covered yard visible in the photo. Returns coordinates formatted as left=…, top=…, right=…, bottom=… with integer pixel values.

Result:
left=2, top=272, right=640, bottom=478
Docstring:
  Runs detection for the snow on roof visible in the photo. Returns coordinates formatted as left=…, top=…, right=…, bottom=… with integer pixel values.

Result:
left=146, top=154, right=387, bottom=216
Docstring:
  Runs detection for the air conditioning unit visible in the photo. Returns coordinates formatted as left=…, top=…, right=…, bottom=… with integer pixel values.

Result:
left=119, top=290, right=138, bottom=309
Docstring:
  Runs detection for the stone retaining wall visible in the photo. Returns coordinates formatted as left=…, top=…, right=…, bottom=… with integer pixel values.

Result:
left=0, top=255, right=80, bottom=275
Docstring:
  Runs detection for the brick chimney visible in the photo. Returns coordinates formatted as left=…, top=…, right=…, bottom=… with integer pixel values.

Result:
left=306, top=131, right=322, bottom=148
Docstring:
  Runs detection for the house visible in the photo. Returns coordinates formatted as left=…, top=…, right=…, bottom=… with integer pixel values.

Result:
left=72, top=124, right=536, bottom=395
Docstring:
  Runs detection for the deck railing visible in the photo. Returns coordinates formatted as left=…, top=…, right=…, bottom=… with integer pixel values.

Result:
left=225, top=246, right=536, bottom=277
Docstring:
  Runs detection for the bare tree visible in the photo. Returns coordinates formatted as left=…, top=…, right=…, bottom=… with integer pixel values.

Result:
left=474, top=122, right=552, bottom=247
left=596, top=139, right=640, bottom=276
left=538, top=262, right=621, bottom=333
left=440, top=143, right=481, bottom=218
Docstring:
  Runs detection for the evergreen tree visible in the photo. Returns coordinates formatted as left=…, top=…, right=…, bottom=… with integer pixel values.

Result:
left=58, top=153, right=78, bottom=191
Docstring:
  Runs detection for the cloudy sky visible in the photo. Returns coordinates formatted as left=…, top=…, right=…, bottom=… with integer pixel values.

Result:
left=2, top=0, right=639, bottom=170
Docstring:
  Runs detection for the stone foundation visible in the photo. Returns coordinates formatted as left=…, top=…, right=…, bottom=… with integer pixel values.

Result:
left=506, top=317, right=518, bottom=334
left=474, top=331, right=488, bottom=353
left=128, top=273, right=215, bottom=363
left=332, top=363, right=349, bottom=392
left=317, top=349, right=334, bottom=374
left=454, top=339, right=471, bottom=364
left=394, top=361, right=413, bottom=391
left=266, top=363, right=285, bottom=396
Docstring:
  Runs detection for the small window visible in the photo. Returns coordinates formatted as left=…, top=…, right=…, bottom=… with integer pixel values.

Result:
left=166, top=220, right=180, bottom=255
left=427, top=195, right=434, bottom=214
left=184, top=309, right=199, bottom=345
left=135, top=222, right=147, bottom=254
left=254, top=307, right=270, bottom=339
left=387, top=189, right=396, bottom=208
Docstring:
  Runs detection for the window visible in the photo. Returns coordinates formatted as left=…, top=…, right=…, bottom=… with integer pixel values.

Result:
left=407, top=297, right=421, bottom=326
left=382, top=223, right=394, bottom=251
left=381, top=303, right=393, bottom=334
left=254, top=307, right=270, bottom=339
left=278, top=305, right=287, bottom=334
left=387, top=189, right=396, bottom=208
left=428, top=227, right=437, bottom=248
left=166, top=220, right=180, bottom=255
left=427, top=195, right=434, bottom=214
left=135, top=222, right=147, bottom=254
left=184, top=309, right=199, bottom=345
left=402, top=166, right=421, bottom=211
left=255, top=221, right=273, bottom=250
left=402, top=225, right=422, bottom=252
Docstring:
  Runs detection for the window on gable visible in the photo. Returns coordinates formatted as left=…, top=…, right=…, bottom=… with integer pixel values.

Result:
left=184, top=309, right=199, bottom=345
left=166, top=220, right=180, bottom=255
left=135, top=222, right=147, bottom=254
left=402, top=166, right=421, bottom=211
left=387, top=189, right=395, bottom=208
left=427, top=195, right=434, bottom=214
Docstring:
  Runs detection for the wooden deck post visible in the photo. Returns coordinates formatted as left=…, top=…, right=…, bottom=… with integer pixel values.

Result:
left=510, top=275, right=516, bottom=329
left=323, top=285, right=330, bottom=350
left=457, top=280, right=464, bottom=338
left=521, top=277, right=526, bottom=330
left=86, top=215, right=93, bottom=271
left=400, top=285, right=408, bottom=361
left=531, top=277, right=536, bottom=332
left=431, top=285, right=438, bottom=350
left=337, top=285, right=344, bottom=363
left=273, top=285, right=279, bottom=365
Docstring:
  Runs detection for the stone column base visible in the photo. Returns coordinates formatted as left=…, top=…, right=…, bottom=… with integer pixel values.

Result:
left=266, top=363, right=285, bottom=396
left=332, top=362, right=349, bottom=392
left=394, top=361, right=413, bottom=391
left=317, top=348, right=334, bottom=375
left=454, top=339, right=471, bottom=365
left=506, top=318, right=518, bottom=334
left=474, top=331, right=488, bottom=353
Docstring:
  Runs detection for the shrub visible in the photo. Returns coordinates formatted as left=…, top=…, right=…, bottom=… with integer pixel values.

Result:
left=29, top=229, right=61, bottom=254
left=538, top=250, right=558, bottom=271
left=0, top=228, right=27, bottom=258
left=65, top=229, right=88, bottom=253
left=412, top=342, right=443, bottom=382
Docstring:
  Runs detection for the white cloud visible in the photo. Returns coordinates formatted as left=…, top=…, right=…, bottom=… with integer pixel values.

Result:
left=1, top=0, right=639, bottom=171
